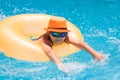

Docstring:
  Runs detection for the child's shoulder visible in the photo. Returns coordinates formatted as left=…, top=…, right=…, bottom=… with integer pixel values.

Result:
left=40, top=33, right=53, bottom=47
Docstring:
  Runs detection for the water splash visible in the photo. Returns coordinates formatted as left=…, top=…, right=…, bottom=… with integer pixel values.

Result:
left=107, top=37, right=120, bottom=44
left=107, top=37, right=120, bottom=52
left=0, top=14, right=6, bottom=20
left=59, top=62, right=89, bottom=76
left=87, top=53, right=110, bottom=69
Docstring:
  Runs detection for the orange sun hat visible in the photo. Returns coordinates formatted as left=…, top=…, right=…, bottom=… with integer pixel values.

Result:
left=44, top=16, right=71, bottom=32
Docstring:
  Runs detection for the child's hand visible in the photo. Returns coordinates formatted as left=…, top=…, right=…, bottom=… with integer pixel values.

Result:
left=94, top=53, right=104, bottom=61
left=57, top=63, right=68, bottom=73
left=57, top=63, right=65, bottom=71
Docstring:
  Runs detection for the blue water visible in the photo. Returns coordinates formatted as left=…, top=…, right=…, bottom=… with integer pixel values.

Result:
left=0, top=0, right=120, bottom=80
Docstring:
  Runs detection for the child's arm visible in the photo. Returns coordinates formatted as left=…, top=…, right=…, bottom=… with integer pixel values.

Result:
left=41, top=42, right=62, bottom=65
left=36, top=38, right=63, bottom=68
left=67, top=36, right=104, bottom=60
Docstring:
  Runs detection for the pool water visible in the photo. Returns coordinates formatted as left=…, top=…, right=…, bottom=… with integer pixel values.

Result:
left=0, top=0, right=120, bottom=80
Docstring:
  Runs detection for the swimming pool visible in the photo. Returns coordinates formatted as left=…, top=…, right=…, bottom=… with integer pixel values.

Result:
left=0, top=0, right=120, bottom=80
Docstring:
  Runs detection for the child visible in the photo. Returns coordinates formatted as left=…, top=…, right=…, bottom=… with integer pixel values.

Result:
left=36, top=16, right=104, bottom=70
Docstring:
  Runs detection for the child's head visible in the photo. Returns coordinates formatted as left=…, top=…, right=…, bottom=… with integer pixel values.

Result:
left=44, top=16, right=70, bottom=44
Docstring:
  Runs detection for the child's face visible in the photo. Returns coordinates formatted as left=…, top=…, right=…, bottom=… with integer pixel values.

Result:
left=49, top=32, right=67, bottom=44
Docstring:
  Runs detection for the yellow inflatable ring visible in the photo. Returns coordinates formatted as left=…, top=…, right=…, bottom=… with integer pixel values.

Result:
left=0, top=14, right=83, bottom=62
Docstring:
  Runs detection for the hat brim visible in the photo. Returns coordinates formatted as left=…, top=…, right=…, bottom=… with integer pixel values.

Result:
left=44, top=28, right=71, bottom=32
